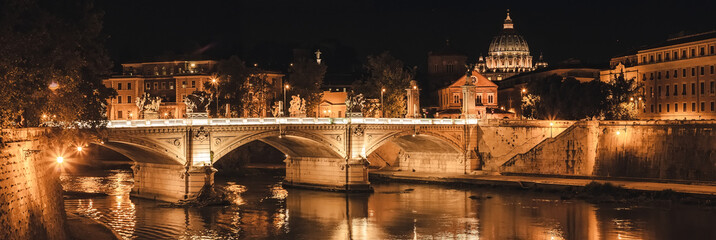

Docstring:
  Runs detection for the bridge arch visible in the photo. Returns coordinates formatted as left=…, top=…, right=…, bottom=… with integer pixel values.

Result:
left=212, top=129, right=344, bottom=163
left=365, top=129, right=464, bottom=157
left=92, top=141, right=184, bottom=166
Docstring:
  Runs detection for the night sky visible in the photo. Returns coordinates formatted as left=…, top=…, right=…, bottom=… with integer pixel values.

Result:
left=99, top=0, right=715, bottom=73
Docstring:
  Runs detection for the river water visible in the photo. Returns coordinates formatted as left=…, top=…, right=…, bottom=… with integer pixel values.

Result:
left=62, top=169, right=716, bottom=240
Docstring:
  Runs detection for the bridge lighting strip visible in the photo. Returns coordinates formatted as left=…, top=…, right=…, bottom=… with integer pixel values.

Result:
left=105, top=118, right=480, bottom=128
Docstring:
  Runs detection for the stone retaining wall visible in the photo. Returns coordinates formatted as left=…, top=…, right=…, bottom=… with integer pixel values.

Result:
left=0, top=128, right=67, bottom=240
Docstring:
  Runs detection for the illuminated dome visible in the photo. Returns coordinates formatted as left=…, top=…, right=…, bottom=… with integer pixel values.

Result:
left=481, top=10, right=534, bottom=75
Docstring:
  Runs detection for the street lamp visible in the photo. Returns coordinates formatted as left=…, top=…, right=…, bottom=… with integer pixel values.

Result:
left=211, top=78, right=218, bottom=117
left=549, top=122, right=554, bottom=138
left=520, top=88, right=527, bottom=120
left=381, top=88, right=386, bottom=118
left=283, top=84, right=290, bottom=117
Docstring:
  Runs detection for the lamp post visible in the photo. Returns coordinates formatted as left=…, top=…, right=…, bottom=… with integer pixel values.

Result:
left=381, top=88, right=386, bottom=118
left=212, top=78, right=218, bottom=117
left=520, top=88, right=527, bottom=120
left=283, top=84, right=290, bottom=117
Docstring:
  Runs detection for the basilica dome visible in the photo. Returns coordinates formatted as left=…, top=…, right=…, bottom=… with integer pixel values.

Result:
left=477, top=10, right=536, bottom=78
left=488, top=11, right=530, bottom=56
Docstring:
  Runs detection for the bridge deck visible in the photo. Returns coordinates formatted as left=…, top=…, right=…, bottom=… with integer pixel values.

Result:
left=106, top=117, right=482, bottom=128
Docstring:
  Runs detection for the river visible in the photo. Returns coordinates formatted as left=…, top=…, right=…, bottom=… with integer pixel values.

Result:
left=62, top=169, right=716, bottom=240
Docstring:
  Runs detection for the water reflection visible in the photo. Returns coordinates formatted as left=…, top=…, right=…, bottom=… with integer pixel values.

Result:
left=62, top=170, right=716, bottom=240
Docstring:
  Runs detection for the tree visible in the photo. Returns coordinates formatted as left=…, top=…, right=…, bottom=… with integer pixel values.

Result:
left=603, top=74, right=642, bottom=120
left=0, top=0, right=114, bottom=129
left=212, top=56, right=274, bottom=117
left=353, top=52, right=414, bottom=118
left=522, top=74, right=607, bottom=120
left=287, top=58, right=326, bottom=117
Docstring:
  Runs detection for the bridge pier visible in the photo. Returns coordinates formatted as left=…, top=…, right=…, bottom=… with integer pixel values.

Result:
left=284, top=156, right=371, bottom=192
left=132, top=163, right=216, bottom=202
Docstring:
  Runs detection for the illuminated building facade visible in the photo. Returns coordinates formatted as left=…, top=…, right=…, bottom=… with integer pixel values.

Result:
left=103, top=60, right=284, bottom=119
left=601, top=31, right=716, bottom=120
left=437, top=70, right=505, bottom=119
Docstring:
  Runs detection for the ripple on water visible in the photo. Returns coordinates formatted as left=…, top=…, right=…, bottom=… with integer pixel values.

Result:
left=63, top=170, right=716, bottom=240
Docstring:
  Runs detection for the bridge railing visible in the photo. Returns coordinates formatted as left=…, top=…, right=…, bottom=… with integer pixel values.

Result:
left=106, top=117, right=481, bottom=128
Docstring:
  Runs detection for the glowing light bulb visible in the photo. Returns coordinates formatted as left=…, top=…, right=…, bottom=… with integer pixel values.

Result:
left=76, top=146, right=83, bottom=152
left=56, top=156, right=64, bottom=163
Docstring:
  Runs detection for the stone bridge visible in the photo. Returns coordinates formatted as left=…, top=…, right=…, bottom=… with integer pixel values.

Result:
left=98, top=118, right=572, bottom=202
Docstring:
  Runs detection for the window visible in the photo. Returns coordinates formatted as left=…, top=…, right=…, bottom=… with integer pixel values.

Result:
left=476, top=94, right=482, bottom=104
left=683, top=103, right=687, bottom=112
left=711, top=66, right=715, bottom=74
left=666, top=71, right=670, bottom=79
left=692, top=102, right=696, bottom=112
left=674, top=70, right=678, bottom=78
left=146, top=83, right=150, bottom=89
left=161, top=82, right=166, bottom=89
left=700, top=47, right=705, bottom=56
left=682, top=50, right=687, bottom=58
left=691, top=49, right=696, bottom=57
left=127, top=83, right=132, bottom=90
left=191, top=81, right=196, bottom=88
left=127, top=111, right=132, bottom=119
left=650, top=104, right=654, bottom=113
left=117, top=83, right=122, bottom=90
left=682, top=69, right=686, bottom=77
left=452, top=93, right=460, bottom=104
left=682, top=84, right=686, bottom=95
left=701, top=102, right=705, bottom=112
left=665, top=86, right=669, bottom=96
left=182, top=81, right=187, bottom=87
left=658, top=86, right=662, bottom=97
left=657, top=72, right=661, bottom=79
left=127, top=96, right=131, bottom=104
left=701, top=82, right=705, bottom=94
left=711, top=46, right=715, bottom=55
left=691, top=68, right=696, bottom=76
left=658, top=104, right=662, bottom=112
left=711, top=81, right=714, bottom=94
left=642, top=57, right=646, bottom=63
left=675, top=103, right=679, bottom=112
left=666, top=104, right=670, bottom=112
left=117, top=95, right=122, bottom=104
left=117, top=111, right=123, bottom=119
left=674, top=84, right=678, bottom=96
left=642, top=73, right=647, bottom=81
left=673, top=51, right=679, bottom=59
left=169, top=83, right=175, bottom=90
left=649, top=55, right=654, bottom=63
left=712, top=102, right=715, bottom=112
left=692, top=83, right=696, bottom=95
left=153, top=83, right=158, bottom=89
left=488, top=93, right=494, bottom=104
left=665, top=52, right=670, bottom=60
left=657, top=54, right=661, bottom=62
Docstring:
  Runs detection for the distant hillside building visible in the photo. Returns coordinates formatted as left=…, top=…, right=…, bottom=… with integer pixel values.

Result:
left=103, top=60, right=284, bottom=119
left=475, top=10, right=548, bottom=81
left=427, top=41, right=468, bottom=86
left=600, top=31, right=716, bottom=120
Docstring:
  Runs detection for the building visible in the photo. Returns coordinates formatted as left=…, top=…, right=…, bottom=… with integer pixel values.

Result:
left=427, top=41, right=468, bottom=87
left=317, top=85, right=350, bottom=118
left=437, top=70, right=503, bottom=119
left=475, top=10, right=548, bottom=81
left=600, top=31, right=716, bottom=120
left=103, top=60, right=284, bottom=120
left=499, top=67, right=601, bottom=116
